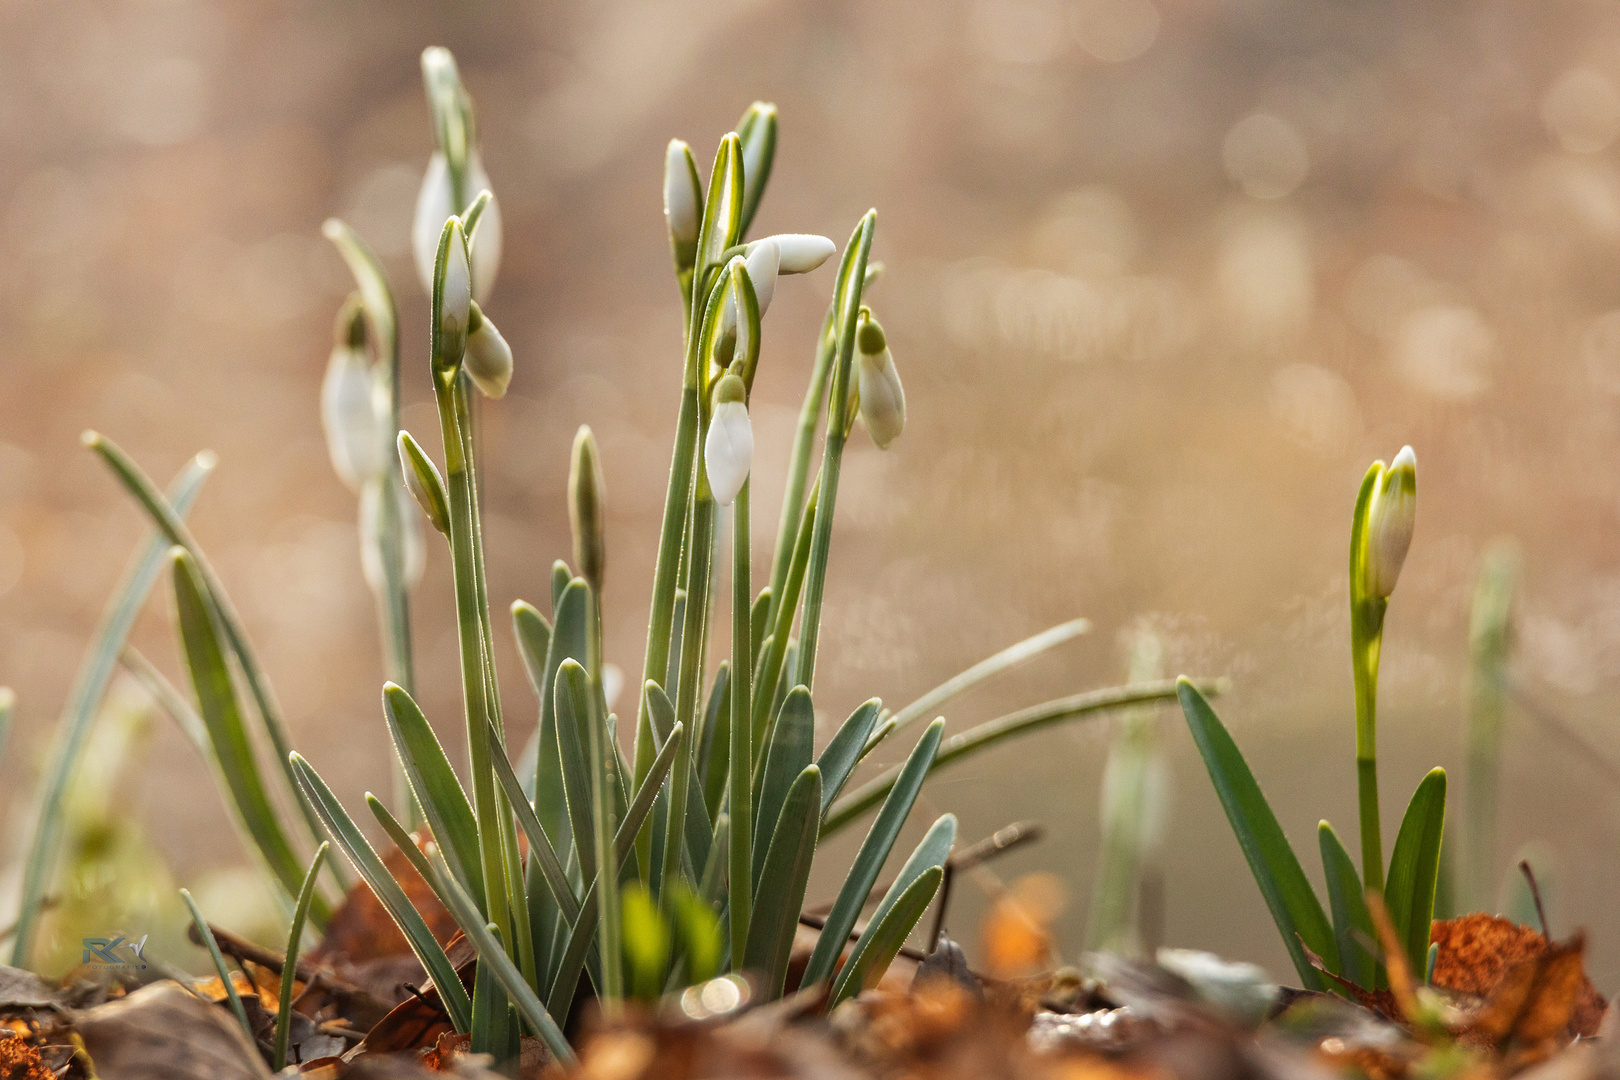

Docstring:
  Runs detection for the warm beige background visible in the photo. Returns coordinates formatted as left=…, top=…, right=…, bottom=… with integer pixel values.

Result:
left=5, top=0, right=1620, bottom=986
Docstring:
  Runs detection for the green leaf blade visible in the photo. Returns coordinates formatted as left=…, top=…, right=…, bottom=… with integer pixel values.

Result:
left=382, top=683, right=484, bottom=907
left=1384, top=767, right=1447, bottom=977
left=742, top=764, right=822, bottom=998
left=828, top=866, right=944, bottom=1009
left=1319, top=821, right=1377, bottom=991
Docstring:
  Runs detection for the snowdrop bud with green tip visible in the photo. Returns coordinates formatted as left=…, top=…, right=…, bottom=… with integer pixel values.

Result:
left=436, top=218, right=472, bottom=367
left=756, top=233, right=836, bottom=274
left=664, top=139, right=702, bottom=270
left=570, top=426, right=607, bottom=593
left=735, top=101, right=777, bottom=235
left=1365, top=445, right=1417, bottom=599
left=705, top=374, right=752, bottom=507
left=463, top=301, right=512, bottom=399
left=398, top=430, right=450, bottom=535
left=855, top=313, right=905, bottom=449
left=321, top=296, right=384, bottom=491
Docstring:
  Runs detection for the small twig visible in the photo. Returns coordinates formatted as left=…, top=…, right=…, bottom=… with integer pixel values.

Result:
left=1519, top=860, right=1551, bottom=939
left=186, top=920, right=358, bottom=996
left=806, top=820, right=1044, bottom=918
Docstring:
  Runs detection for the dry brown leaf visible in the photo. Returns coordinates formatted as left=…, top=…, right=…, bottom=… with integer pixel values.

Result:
left=75, top=980, right=272, bottom=1080
left=313, top=834, right=459, bottom=965
left=0, top=1031, right=51, bottom=1080
left=1430, top=916, right=1606, bottom=1041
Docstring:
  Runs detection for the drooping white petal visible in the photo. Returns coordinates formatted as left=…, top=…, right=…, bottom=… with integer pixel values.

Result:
left=320, top=346, right=383, bottom=490
left=762, top=233, right=837, bottom=274
left=1365, top=445, right=1417, bottom=598
left=704, top=399, right=754, bottom=506
left=856, top=347, right=906, bottom=449
left=744, top=237, right=780, bottom=315
left=664, top=140, right=700, bottom=250
left=464, top=315, right=513, bottom=398
left=413, top=151, right=502, bottom=301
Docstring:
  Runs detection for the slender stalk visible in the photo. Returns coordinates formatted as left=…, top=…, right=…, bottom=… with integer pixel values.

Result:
left=587, top=587, right=623, bottom=1004
left=12, top=455, right=210, bottom=967
left=1463, top=543, right=1518, bottom=911
left=728, top=480, right=753, bottom=962
left=796, top=212, right=876, bottom=690
left=751, top=476, right=819, bottom=753
left=663, top=492, right=715, bottom=890
left=180, top=889, right=253, bottom=1041
left=274, top=842, right=330, bottom=1072
left=1349, top=464, right=1386, bottom=893
left=766, top=308, right=836, bottom=624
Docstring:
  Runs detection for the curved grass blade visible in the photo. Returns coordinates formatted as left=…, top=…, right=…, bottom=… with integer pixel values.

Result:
left=816, top=699, right=881, bottom=815
left=274, top=842, right=330, bottom=1072
left=1319, top=821, right=1376, bottom=990
left=85, top=434, right=325, bottom=850
left=544, top=730, right=681, bottom=1020
left=753, top=687, right=814, bottom=890
left=11, top=454, right=210, bottom=966
left=801, top=718, right=943, bottom=988
left=828, top=866, right=942, bottom=1008
left=886, top=619, right=1089, bottom=738
left=488, top=725, right=579, bottom=924
left=511, top=600, right=552, bottom=702
left=538, top=582, right=590, bottom=853
left=1384, top=768, right=1447, bottom=977
left=290, top=753, right=471, bottom=1031
left=555, top=659, right=598, bottom=881
left=382, top=683, right=483, bottom=906
left=1178, top=679, right=1334, bottom=990
left=825, top=680, right=1200, bottom=836
left=419, top=844, right=575, bottom=1064
left=742, top=765, right=822, bottom=998
left=701, top=662, right=731, bottom=819
left=172, top=550, right=318, bottom=919
left=180, top=888, right=252, bottom=1041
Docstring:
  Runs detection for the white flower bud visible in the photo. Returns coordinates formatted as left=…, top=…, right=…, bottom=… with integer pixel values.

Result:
left=361, top=477, right=425, bottom=591
left=855, top=316, right=905, bottom=449
left=664, top=139, right=701, bottom=264
left=413, top=151, right=502, bottom=301
left=704, top=377, right=753, bottom=507
left=759, top=233, right=836, bottom=274
left=464, top=302, right=512, bottom=399
left=437, top=218, right=472, bottom=364
left=1365, top=446, right=1417, bottom=599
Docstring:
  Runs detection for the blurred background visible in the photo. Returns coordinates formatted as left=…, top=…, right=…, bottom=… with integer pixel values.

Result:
left=4, top=0, right=1620, bottom=985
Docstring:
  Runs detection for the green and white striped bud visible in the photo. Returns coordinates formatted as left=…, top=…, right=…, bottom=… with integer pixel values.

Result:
left=855, top=313, right=905, bottom=449
left=434, top=218, right=472, bottom=370
left=464, top=301, right=512, bottom=399
left=664, top=139, right=702, bottom=271
left=320, top=296, right=384, bottom=491
left=569, top=426, right=607, bottom=593
left=704, top=374, right=752, bottom=507
left=397, top=430, right=450, bottom=535
left=753, top=233, right=836, bottom=275
left=1365, top=446, right=1417, bottom=599
left=735, top=101, right=778, bottom=235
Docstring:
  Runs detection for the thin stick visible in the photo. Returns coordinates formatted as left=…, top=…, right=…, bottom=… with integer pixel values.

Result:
left=1518, top=860, right=1551, bottom=939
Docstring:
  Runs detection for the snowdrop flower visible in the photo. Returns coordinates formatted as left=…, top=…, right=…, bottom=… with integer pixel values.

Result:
left=855, top=314, right=905, bottom=449
left=436, top=218, right=472, bottom=367
left=716, top=241, right=781, bottom=355
left=463, top=301, right=512, bottom=399
left=664, top=139, right=701, bottom=269
left=1364, top=446, right=1417, bottom=599
left=412, top=152, right=502, bottom=302
left=752, top=233, right=836, bottom=275
left=321, top=299, right=384, bottom=491
left=360, top=478, right=425, bottom=590
left=704, top=374, right=753, bottom=506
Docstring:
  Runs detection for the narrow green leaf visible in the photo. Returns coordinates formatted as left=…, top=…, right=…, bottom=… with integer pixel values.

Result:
left=749, top=590, right=771, bottom=662
left=801, top=718, right=944, bottom=988
left=172, top=550, right=315, bottom=918
left=1319, top=821, right=1377, bottom=990
left=825, top=680, right=1198, bottom=836
left=538, top=582, right=590, bottom=852
left=666, top=881, right=723, bottom=986
left=1178, top=679, right=1334, bottom=990
left=753, top=687, right=814, bottom=890
left=488, top=723, right=579, bottom=925
left=742, top=765, right=822, bottom=998
left=828, top=814, right=955, bottom=1004
left=180, top=888, right=253, bottom=1041
left=1385, top=768, right=1447, bottom=977
left=12, top=454, right=210, bottom=967
left=511, top=600, right=552, bottom=701
left=382, top=683, right=483, bottom=907
left=700, top=662, right=731, bottom=819
left=551, top=560, right=571, bottom=611
left=290, top=753, right=472, bottom=1031
left=816, top=699, right=881, bottom=815
left=886, top=620, right=1090, bottom=739
left=274, top=842, right=330, bottom=1071
left=827, top=867, right=942, bottom=1008
left=621, top=884, right=671, bottom=1003
left=555, top=659, right=597, bottom=881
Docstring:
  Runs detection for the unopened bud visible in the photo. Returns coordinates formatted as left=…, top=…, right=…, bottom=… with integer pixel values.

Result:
left=664, top=139, right=702, bottom=269
left=1364, top=446, right=1417, bottom=599
left=412, top=151, right=502, bottom=302
left=735, top=101, right=778, bottom=234
left=855, top=313, right=905, bottom=449
left=321, top=298, right=384, bottom=491
left=464, top=302, right=512, bottom=399
left=761, top=233, right=837, bottom=275
left=569, top=426, right=607, bottom=593
left=704, top=375, right=752, bottom=507
left=435, top=218, right=472, bottom=369
left=398, top=431, right=450, bottom=535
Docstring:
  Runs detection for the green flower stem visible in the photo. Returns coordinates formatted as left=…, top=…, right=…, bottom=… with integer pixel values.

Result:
left=180, top=888, right=253, bottom=1041
left=822, top=679, right=1205, bottom=836
left=587, top=586, right=623, bottom=1005
left=274, top=842, right=329, bottom=1072
left=795, top=212, right=876, bottom=690
left=751, top=475, right=818, bottom=757
left=11, top=455, right=210, bottom=967
left=85, top=436, right=331, bottom=857
left=1463, top=544, right=1517, bottom=911
left=728, top=480, right=753, bottom=964
left=663, top=485, right=715, bottom=891
left=765, top=306, right=836, bottom=625
left=1348, top=463, right=1387, bottom=893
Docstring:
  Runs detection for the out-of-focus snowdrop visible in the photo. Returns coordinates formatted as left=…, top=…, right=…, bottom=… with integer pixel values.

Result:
left=412, top=47, right=501, bottom=301
left=321, top=298, right=386, bottom=491
left=361, top=470, right=425, bottom=590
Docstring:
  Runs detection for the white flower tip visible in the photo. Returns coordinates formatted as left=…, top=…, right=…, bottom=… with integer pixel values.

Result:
left=664, top=140, right=700, bottom=248
left=770, top=234, right=837, bottom=274
left=744, top=238, right=780, bottom=315
left=464, top=314, right=512, bottom=398
left=1365, top=447, right=1417, bottom=599
left=704, top=400, right=753, bottom=506
left=1391, top=445, right=1416, bottom=475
